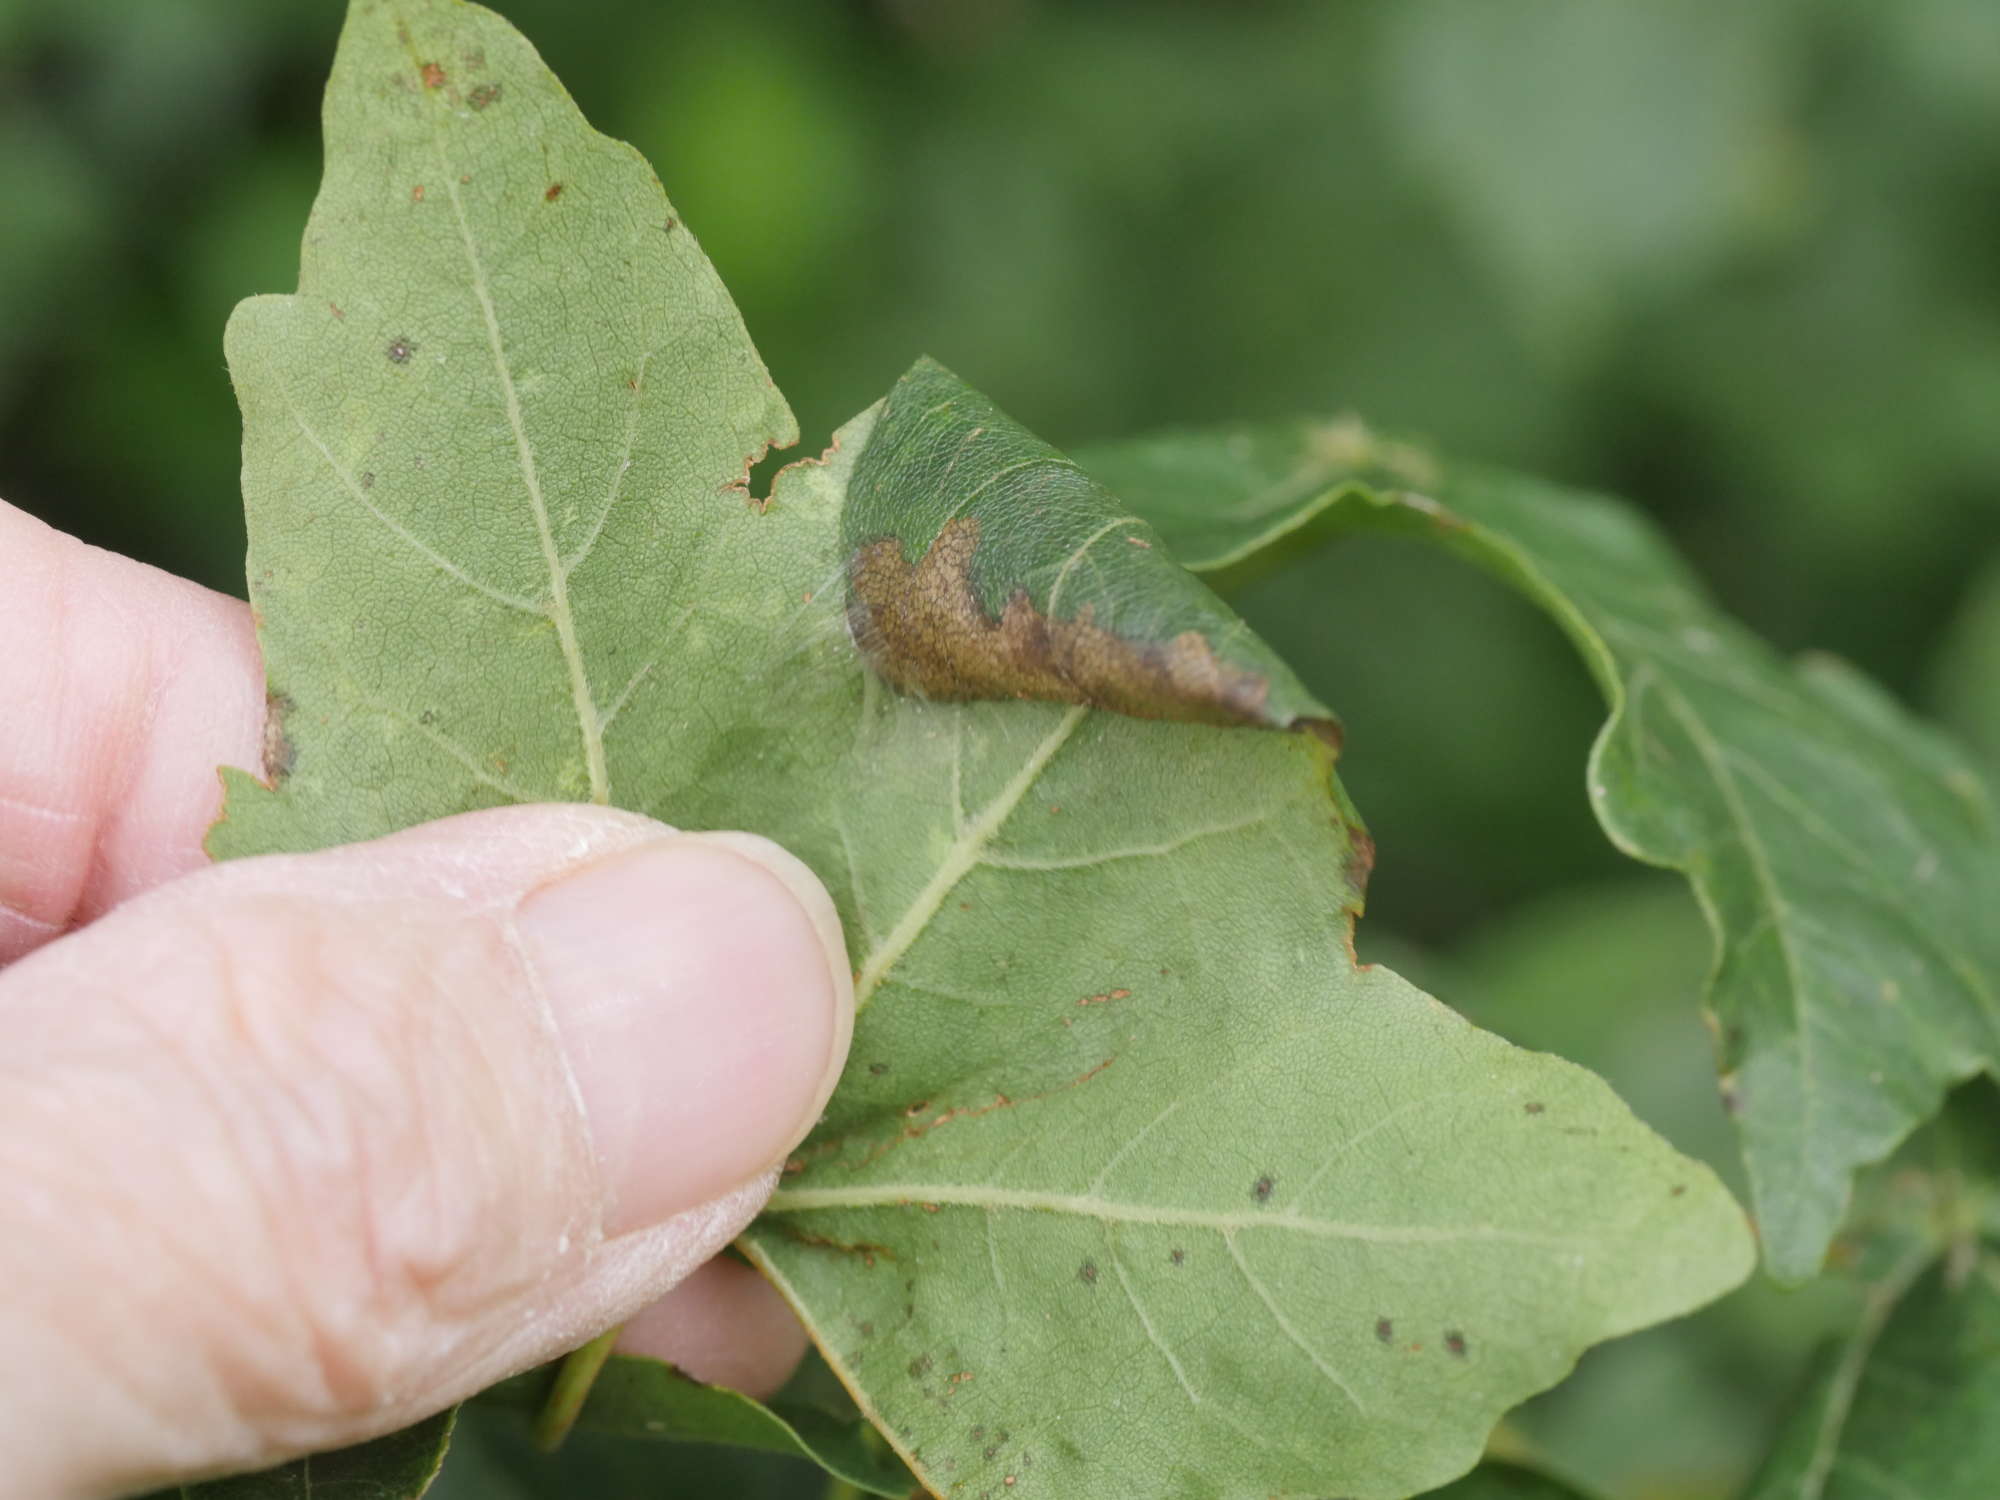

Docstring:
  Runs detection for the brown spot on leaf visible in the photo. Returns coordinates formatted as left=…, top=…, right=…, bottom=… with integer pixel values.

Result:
left=1445, top=1331, right=1468, bottom=1358
left=1670, top=1184, right=1687, bottom=1197
left=848, top=516, right=1339, bottom=741
left=908, top=1355, right=932, bottom=1378
left=467, top=82, right=502, bottom=110
left=1169, top=1248, right=1186, bottom=1265
left=1524, top=1101, right=1545, bottom=1115
left=328, top=301, right=344, bottom=320
left=411, top=183, right=425, bottom=203
left=1343, top=823, right=1373, bottom=886
left=359, top=471, right=374, bottom=489
left=1375, top=1317, right=1394, bottom=1343
left=1720, top=1073, right=1744, bottom=1115
left=386, top=336, right=415, bottom=365
left=1252, top=1174, right=1275, bottom=1203
left=663, top=215, right=678, bottom=232
left=419, top=60, right=446, bottom=89
left=868, top=1062, right=889, bottom=1075
left=545, top=181, right=564, bottom=202
left=1078, top=1261, right=1098, bottom=1285
left=261, top=692, right=296, bottom=784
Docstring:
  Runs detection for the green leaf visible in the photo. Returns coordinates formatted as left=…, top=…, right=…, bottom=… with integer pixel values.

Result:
left=475, top=1355, right=913, bottom=1497
left=1747, top=1245, right=2000, bottom=1499
left=1082, top=420, right=2000, bottom=1282
left=219, top=3, right=1752, bottom=1496
left=157, top=1410, right=455, bottom=1499
left=212, top=0, right=793, bottom=854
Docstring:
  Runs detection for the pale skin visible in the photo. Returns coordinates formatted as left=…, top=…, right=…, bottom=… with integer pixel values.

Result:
left=0, top=500, right=854, bottom=1500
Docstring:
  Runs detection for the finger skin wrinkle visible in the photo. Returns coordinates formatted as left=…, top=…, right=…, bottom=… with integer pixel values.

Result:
left=0, top=502, right=264, bottom=960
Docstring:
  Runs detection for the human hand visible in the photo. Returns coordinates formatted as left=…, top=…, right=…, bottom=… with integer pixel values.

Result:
left=0, top=501, right=855, bottom=1500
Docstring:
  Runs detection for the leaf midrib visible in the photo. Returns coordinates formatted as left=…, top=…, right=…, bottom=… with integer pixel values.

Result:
left=765, top=1181, right=1587, bottom=1249
left=413, top=49, right=610, bottom=806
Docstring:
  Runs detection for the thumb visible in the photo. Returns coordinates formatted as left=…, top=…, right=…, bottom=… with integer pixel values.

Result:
left=0, top=805, right=852, bottom=1500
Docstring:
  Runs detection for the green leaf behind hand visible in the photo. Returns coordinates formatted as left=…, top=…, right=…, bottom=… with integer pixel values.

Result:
left=477, top=1356, right=913, bottom=1497
left=153, top=1411, right=455, bottom=1500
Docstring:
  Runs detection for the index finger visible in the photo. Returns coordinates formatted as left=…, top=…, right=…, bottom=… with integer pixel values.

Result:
left=0, top=500, right=264, bottom=963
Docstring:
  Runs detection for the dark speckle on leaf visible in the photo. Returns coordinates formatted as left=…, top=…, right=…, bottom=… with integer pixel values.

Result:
left=1375, top=1318, right=1393, bottom=1343
left=908, top=1355, right=932, bottom=1379
left=1524, top=1101, right=1545, bottom=1115
left=1078, top=1261, right=1098, bottom=1286
left=359, top=471, right=374, bottom=489
left=663, top=215, right=678, bottom=232
left=1252, top=1174, right=1275, bottom=1203
left=545, top=181, right=564, bottom=202
left=1169, top=1247, right=1185, bottom=1266
left=386, top=336, right=415, bottom=364
left=1445, top=1331, right=1468, bottom=1358
left=467, top=82, right=501, bottom=110
left=868, top=1061, right=888, bottom=1075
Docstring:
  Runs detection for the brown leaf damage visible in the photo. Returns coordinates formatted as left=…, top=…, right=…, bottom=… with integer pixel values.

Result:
left=849, top=516, right=1340, bottom=747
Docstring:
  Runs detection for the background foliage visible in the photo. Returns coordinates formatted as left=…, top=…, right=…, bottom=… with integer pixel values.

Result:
left=5, top=2, right=1997, bottom=1497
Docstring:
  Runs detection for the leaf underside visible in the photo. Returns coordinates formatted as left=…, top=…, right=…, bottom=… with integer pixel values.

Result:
left=1082, top=422, right=2000, bottom=1282
left=213, top=2, right=1753, bottom=1497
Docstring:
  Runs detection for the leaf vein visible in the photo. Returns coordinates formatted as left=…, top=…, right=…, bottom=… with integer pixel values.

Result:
left=852, top=706, right=1087, bottom=1009
left=272, top=381, right=543, bottom=615
left=980, top=811, right=1274, bottom=872
left=432, top=122, right=609, bottom=803
left=1224, top=1230, right=1364, bottom=1413
left=767, top=1183, right=1586, bottom=1249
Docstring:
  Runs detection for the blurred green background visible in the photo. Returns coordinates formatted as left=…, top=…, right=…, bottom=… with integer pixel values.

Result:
left=4, top=2, right=1996, bottom=1497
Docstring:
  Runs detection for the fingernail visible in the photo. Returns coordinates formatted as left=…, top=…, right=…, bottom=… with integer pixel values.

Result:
left=517, top=833, right=853, bottom=1236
